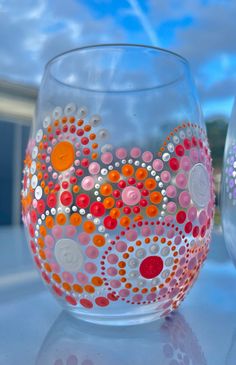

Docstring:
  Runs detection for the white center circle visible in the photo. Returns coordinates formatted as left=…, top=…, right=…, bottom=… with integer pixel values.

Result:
left=54, top=239, right=84, bottom=272
left=188, top=163, right=210, bottom=208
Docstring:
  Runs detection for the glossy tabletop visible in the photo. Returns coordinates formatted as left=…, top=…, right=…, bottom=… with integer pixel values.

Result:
left=0, top=226, right=236, bottom=365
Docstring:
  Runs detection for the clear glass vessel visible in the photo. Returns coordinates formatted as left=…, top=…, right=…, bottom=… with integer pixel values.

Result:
left=221, top=98, right=236, bottom=266
left=21, top=44, right=214, bottom=325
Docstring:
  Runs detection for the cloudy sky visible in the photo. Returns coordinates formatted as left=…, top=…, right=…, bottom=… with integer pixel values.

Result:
left=0, top=0, right=235, bottom=118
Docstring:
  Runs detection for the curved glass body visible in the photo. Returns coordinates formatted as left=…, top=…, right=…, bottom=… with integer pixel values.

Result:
left=21, top=44, right=214, bottom=325
left=221, top=99, right=236, bottom=266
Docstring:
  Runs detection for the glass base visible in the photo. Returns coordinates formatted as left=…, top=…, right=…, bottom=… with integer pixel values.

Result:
left=69, top=309, right=167, bottom=326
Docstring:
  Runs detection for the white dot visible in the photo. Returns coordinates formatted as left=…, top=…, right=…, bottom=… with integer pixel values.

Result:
left=54, top=239, right=83, bottom=272
left=35, top=186, right=42, bottom=200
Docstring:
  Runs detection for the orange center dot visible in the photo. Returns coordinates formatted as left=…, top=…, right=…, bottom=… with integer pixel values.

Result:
left=108, top=170, right=120, bottom=182
left=144, top=178, right=157, bottom=190
left=93, top=234, right=106, bottom=247
left=135, top=167, right=148, bottom=180
left=100, top=183, right=113, bottom=196
left=122, top=164, right=134, bottom=177
left=150, top=191, right=162, bottom=204
left=51, top=141, right=75, bottom=172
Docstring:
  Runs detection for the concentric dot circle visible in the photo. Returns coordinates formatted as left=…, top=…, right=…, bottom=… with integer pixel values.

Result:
left=54, top=238, right=84, bottom=272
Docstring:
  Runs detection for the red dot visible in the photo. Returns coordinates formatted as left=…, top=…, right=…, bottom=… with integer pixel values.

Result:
left=116, top=200, right=123, bottom=208
left=201, top=225, right=206, bottom=237
left=137, top=182, right=144, bottom=189
left=37, top=199, right=45, bottom=214
left=184, top=138, right=191, bottom=149
left=29, top=224, right=34, bottom=237
left=140, top=199, right=148, bottom=207
left=62, top=181, right=69, bottom=189
left=128, top=178, right=136, bottom=185
left=60, top=191, right=73, bottom=206
left=81, top=158, right=89, bottom=168
left=176, top=210, right=187, bottom=224
left=123, top=207, right=131, bottom=214
left=80, top=298, right=93, bottom=308
left=118, top=180, right=126, bottom=189
left=30, top=210, right=37, bottom=224
left=184, top=221, right=193, bottom=234
left=104, top=216, right=117, bottom=230
left=139, top=256, right=164, bottom=279
left=90, top=202, right=105, bottom=217
left=76, top=169, right=84, bottom=177
left=52, top=285, right=63, bottom=297
left=77, top=129, right=84, bottom=136
left=70, top=125, right=76, bottom=133
left=169, top=157, right=180, bottom=171
left=133, top=206, right=140, bottom=214
left=66, top=295, right=77, bottom=306
left=95, top=296, right=110, bottom=307
left=175, top=144, right=185, bottom=156
left=107, top=293, right=118, bottom=301
left=83, top=148, right=90, bottom=155
left=113, top=190, right=120, bottom=198
left=193, top=226, right=199, bottom=237
left=81, top=137, right=89, bottom=145
left=42, top=272, right=50, bottom=284
left=34, top=256, right=41, bottom=268
left=76, top=194, right=90, bottom=209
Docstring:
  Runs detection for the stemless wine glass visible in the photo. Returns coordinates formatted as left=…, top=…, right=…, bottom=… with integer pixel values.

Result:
left=21, top=44, right=214, bottom=325
left=221, top=98, right=236, bottom=266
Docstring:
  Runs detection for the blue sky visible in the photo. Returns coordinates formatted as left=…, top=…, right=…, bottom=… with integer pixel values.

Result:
left=0, top=0, right=235, bottom=119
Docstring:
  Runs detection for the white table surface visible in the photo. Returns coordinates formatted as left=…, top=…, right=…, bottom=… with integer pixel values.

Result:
left=0, top=226, right=236, bottom=365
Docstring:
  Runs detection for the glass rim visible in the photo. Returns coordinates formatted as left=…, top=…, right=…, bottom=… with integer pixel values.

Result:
left=45, top=43, right=189, bottom=70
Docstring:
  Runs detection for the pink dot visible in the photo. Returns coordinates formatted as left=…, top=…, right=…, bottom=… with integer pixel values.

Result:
left=45, top=235, right=54, bottom=248
left=107, top=254, right=119, bottom=264
left=110, top=280, right=121, bottom=288
left=116, top=147, right=127, bottom=159
left=166, top=185, right=177, bottom=198
left=52, top=225, right=63, bottom=239
left=88, top=162, right=100, bottom=175
left=141, top=226, right=151, bottom=237
left=142, top=151, right=153, bottom=163
left=78, top=232, right=90, bottom=245
left=126, top=229, right=138, bottom=241
left=130, top=147, right=141, bottom=158
left=161, top=170, right=171, bottom=183
left=188, top=257, right=197, bottom=270
left=199, top=210, right=207, bottom=225
left=85, top=245, right=99, bottom=259
left=179, top=191, right=191, bottom=208
left=44, top=249, right=52, bottom=259
left=146, top=293, right=157, bottom=301
left=153, top=159, right=163, bottom=171
left=115, top=241, right=127, bottom=252
left=190, top=148, right=199, bottom=162
left=180, top=156, right=192, bottom=171
left=133, top=294, right=143, bottom=302
left=164, top=215, right=174, bottom=224
left=119, top=289, right=130, bottom=297
left=107, top=267, right=118, bottom=276
left=77, top=272, right=88, bottom=285
left=81, top=176, right=95, bottom=191
left=65, top=225, right=76, bottom=237
left=187, top=206, right=197, bottom=222
left=122, top=186, right=141, bottom=206
left=84, top=262, right=97, bottom=274
left=176, top=173, right=187, bottom=189
left=155, top=225, right=165, bottom=235
left=62, top=272, right=74, bottom=283
left=167, top=228, right=175, bottom=239
left=167, top=202, right=177, bottom=213
left=174, top=235, right=182, bottom=245
left=101, top=152, right=113, bottom=164
left=50, top=262, right=60, bottom=273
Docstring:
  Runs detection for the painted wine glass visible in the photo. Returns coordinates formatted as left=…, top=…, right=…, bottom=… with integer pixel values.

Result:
left=21, top=44, right=214, bottom=325
left=221, top=98, right=236, bottom=266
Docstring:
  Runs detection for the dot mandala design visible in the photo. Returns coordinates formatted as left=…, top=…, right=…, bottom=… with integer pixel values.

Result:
left=21, top=104, right=214, bottom=312
left=224, top=140, right=236, bottom=204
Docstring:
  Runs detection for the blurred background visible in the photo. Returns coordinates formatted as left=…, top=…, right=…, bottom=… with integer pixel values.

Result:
left=0, top=0, right=235, bottom=260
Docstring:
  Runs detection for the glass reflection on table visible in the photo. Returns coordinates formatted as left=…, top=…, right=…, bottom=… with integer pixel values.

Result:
left=36, top=311, right=206, bottom=365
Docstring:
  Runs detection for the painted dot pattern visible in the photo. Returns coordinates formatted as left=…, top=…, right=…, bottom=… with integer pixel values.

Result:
left=21, top=106, right=214, bottom=315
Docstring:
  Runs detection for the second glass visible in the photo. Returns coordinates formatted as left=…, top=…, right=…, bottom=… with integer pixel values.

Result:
left=21, top=44, right=215, bottom=325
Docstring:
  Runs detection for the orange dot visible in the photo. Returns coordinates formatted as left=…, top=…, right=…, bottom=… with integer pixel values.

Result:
left=56, top=213, right=67, bottom=225
left=77, top=119, right=84, bottom=126
left=89, top=133, right=96, bottom=140
left=150, top=191, right=162, bottom=204
left=52, top=273, right=61, bottom=284
left=91, top=276, right=103, bottom=286
left=103, top=197, right=115, bottom=209
left=110, top=208, right=120, bottom=219
left=92, top=143, right=98, bottom=149
left=61, top=117, right=67, bottom=124
left=119, top=269, right=126, bottom=275
left=92, top=153, right=98, bottom=159
left=63, top=282, right=71, bottom=291
left=39, top=225, right=47, bottom=237
left=72, top=185, right=80, bottom=193
left=83, top=221, right=96, bottom=234
left=144, top=178, right=157, bottom=191
left=38, top=171, right=43, bottom=180
left=44, top=263, right=52, bottom=272
left=69, top=116, right=75, bottom=123
left=93, top=234, right=106, bottom=247
left=84, top=285, right=95, bottom=293
left=118, top=261, right=126, bottom=268
left=45, top=216, right=54, bottom=229
left=51, top=141, right=75, bottom=172
left=44, top=186, right=49, bottom=195
left=146, top=205, right=158, bottom=217
left=84, top=124, right=91, bottom=132
left=108, top=170, right=120, bottom=182
left=70, top=213, right=82, bottom=226
left=73, top=284, right=83, bottom=293
left=134, top=214, right=143, bottom=222
left=54, top=120, right=59, bottom=127
left=135, top=167, right=148, bottom=180
left=122, top=164, right=134, bottom=177
left=100, top=183, right=113, bottom=196
left=38, top=237, right=44, bottom=248
left=120, top=216, right=130, bottom=227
